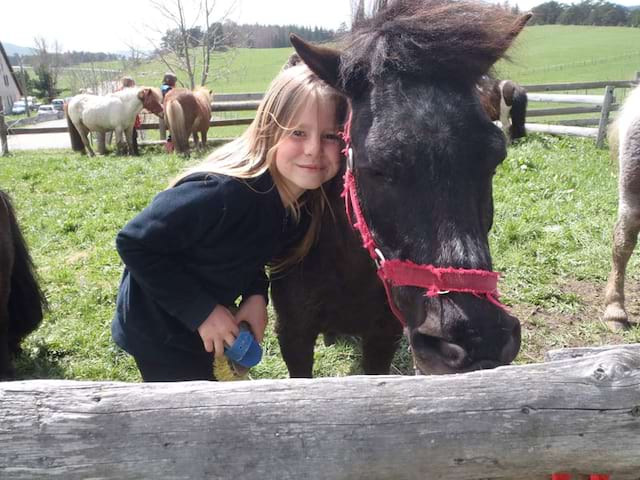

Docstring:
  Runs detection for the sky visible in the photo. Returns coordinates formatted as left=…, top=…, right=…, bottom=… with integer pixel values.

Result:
left=2, top=0, right=639, bottom=53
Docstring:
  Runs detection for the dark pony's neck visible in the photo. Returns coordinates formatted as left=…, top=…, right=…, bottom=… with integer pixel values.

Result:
left=341, top=0, right=525, bottom=87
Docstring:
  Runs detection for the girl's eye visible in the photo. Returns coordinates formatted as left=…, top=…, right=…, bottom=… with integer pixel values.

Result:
left=323, top=133, right=340, bottom=142
left=291, top=130, right=305, bottom=138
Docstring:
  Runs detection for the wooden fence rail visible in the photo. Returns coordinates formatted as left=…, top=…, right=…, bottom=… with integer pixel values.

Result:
left=1, top=345, right=639, bottom=479
left=2, top=77, right=639, bottom=153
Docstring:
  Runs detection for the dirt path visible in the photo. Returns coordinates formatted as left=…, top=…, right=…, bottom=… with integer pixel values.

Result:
left=7, top=119, right=70, bottom=151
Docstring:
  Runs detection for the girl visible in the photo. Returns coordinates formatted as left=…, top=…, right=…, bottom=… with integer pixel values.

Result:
left=112, top=64, right=348, bottom=382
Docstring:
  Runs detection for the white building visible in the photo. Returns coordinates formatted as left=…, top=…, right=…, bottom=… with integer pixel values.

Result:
left=0, top=41, right=24, bottom=114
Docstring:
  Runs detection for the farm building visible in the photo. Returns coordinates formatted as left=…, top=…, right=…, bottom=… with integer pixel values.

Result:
left=0, top=41, right=23, bottom=114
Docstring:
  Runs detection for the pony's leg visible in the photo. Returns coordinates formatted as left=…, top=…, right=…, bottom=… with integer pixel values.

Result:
left=604, top=206, right=640, bottom=330
left=0, top=305, right=14, bottom=378
left=201, top=130, right=208, bottom=150
left=500, top=107, right=512, bottom=145
left=361, top=326, right=403, bottom=374
left=96, top=132, right=107, bottom=155
left=192, top=132, right=199, bottom=149
left=277, top=329, right=318, bottom=378
left=78, top=125, right=95, bottom=157
left=114, top=128, right=127, bottom=155
left=124, top=128, right=136, bottom=156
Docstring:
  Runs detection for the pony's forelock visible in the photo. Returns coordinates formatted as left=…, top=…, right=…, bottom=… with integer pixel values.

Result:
left=341, top=0, right=525, bottom=87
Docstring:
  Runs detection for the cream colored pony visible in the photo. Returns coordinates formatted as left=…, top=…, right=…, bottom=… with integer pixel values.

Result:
left=66, top=87, right=163, bottom=156
left=604, top=83, right=640, bottom=330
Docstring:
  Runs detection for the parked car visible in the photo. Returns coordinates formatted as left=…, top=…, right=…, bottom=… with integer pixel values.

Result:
left=51, top=99, right=65, bottom=111
left=37, top=104, right=57, bottom=115
left=11, top=101, right=27, bottom=115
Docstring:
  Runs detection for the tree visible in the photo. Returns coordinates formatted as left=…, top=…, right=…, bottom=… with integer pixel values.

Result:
left=32, top=37, right=62, bottom=103
left=143, top=0, right=237, bottom=89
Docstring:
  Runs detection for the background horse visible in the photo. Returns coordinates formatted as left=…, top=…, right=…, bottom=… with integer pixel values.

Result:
left=603, top=83, right=640, bottom=331
left=272, top=0, right=531, bottom=377
left=164, top=87, right=213, bottom=155
left=66, top=87, right=163, bottom=156
left=477, top=75, right=528, bottom=143
left=0, top=191, right=46, bottom=378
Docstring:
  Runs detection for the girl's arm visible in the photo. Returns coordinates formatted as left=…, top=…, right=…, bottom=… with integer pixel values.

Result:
left=116, top=181, right=226, bottom=332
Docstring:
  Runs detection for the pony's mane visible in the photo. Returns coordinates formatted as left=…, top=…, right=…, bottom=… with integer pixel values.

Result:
left=341, top=0, right=525, bottom=85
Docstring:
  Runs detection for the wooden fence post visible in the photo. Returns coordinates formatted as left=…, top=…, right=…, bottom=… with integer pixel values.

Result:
left=595, top=85, right=614, bottom=149
left=0, top=104, right=9, bottom=156
left=158, top=117, right=166, bottom=140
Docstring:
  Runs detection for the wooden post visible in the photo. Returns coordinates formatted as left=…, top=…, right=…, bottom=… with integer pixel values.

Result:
left=596, top=85, right=614, bottom=149
left=158, top=117, right=167, bottom=140
left=0, top=104, right=9, bottom=156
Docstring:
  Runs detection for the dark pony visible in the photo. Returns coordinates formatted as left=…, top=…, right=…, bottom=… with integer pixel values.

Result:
left=0, top=191, right=46, bottom=378
left=272, top=0, right=531, bottom=376
left=477, top=75, right=528, bottom=142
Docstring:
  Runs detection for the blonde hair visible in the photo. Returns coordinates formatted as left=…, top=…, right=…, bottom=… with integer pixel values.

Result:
left=172, top=64, right=348, bottom=271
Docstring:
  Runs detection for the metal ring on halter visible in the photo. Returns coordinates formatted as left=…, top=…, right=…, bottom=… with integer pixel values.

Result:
left=374, top=248, right=386, bottom=269
left=437, top=290, right=450, bottom=295
left=347, top=148, right=354, bottom=170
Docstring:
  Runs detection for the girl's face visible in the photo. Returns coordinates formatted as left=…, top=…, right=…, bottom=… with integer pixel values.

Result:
left=274, top=99, right=342, bottom=202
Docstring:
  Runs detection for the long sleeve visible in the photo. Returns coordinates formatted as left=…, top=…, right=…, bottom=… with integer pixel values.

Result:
left=116, top=180, right=226, bottom=331
left=242, top=268, right=269, bottom=304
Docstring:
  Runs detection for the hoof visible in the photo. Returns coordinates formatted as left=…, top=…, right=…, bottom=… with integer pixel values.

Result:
left=603, top=304, right=631, bottom=331
left=605, top=318, right=631, bottom=332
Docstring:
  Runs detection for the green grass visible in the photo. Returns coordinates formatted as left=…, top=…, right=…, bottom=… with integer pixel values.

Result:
left=497, top=25, right=640, bottom=84
left=2, top=134, right=639, bottom=382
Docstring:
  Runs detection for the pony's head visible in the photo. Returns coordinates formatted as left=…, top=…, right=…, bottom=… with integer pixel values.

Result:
left=291, top=0, right=531, bottom=374
left=194, top=86, right=214, bottom=104
left=138, top=87, right=164, bottom=118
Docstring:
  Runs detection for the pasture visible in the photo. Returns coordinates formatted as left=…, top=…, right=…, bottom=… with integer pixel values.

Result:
left=53, top=25, right=640, bottom=99
left=1, top=133, right=639, bottom=382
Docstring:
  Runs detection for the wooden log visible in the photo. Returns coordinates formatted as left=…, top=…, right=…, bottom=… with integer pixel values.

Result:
left=546, top=343, right=640, bottom=362
left=214, top=92, right=263, bottom=102
left=1, top=348, right=639, bottom=480
left=527, top=93, right=607, bottom=106
left=0, top=106, right=8, bottom=156
left=523, top=80, right=635, bottom=92
left=212, top=100, right=260, bottom=112
left=596, top=86, right=615, bottom=148
left=527, top=106, right=603, bottom=117
left=525, top=123, right=599, bottom=138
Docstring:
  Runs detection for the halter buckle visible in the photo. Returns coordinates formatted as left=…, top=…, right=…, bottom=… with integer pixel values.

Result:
left=347, top=148, right=354, bottom=171
left=374, top=248, right=386, bottom=269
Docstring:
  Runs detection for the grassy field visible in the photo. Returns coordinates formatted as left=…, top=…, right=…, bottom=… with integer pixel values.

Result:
left=1, top=133, right=639, bottom=382
left=48, top=24, right=640, bottom=100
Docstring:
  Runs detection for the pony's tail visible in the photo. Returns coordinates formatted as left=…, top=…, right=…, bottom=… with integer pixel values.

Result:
left=0, top=191, right=46, bottom=355
left=166, top=100, right=189, bottom=155
left=65, top=104, right=85, bottom=153
left=509, top=87, right=528, bottom=140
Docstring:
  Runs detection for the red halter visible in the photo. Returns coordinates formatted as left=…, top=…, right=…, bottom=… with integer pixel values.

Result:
left=340, top=113, right=506, bottom=327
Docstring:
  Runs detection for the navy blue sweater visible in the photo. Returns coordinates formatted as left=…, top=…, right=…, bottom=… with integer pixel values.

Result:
left=112, top=171, right=297, bottom=357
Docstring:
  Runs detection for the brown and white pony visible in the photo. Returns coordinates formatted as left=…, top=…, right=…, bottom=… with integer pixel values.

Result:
left=164, top=87, right=213, bottom=155
left=477, top=75, right=528, bottom=143
left=604, top=83, right=640, bottom=331
left=66, top=87, right=163, bottom=156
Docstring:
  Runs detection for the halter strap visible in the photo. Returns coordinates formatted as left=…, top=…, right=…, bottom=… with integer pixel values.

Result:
left=340, top=113, right=506, bottom=326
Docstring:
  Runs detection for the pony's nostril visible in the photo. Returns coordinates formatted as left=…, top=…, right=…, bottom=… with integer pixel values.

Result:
left=411, top=333, right=468, bottom=367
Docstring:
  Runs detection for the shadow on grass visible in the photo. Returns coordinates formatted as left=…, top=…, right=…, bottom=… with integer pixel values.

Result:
left=12, top=342, right=67, bottom=380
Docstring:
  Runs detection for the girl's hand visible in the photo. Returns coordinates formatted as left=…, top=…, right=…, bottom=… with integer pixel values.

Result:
left=197, top=305, right=239, bottom=358
left=236, top=295, right=268, bottom=343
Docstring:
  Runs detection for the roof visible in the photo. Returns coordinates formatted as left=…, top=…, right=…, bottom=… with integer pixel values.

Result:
left=0, top=41, right=24, bottom=97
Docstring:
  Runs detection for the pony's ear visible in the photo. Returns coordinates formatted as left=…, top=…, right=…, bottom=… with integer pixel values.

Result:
left=507, top=13, right=532, bottom=43
left=137, top=89, right=147, bottom=101
left=289, top=33, right=341, bottom=90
